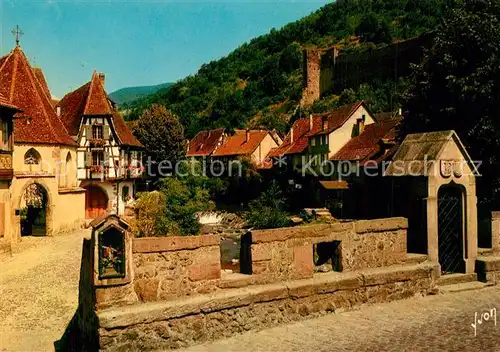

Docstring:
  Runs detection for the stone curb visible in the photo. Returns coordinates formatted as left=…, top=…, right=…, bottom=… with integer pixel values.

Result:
left=98, top=262, right=438, bottom=330
left=132, top=235, right=219, bottom=253
left=354, top=217, right=408, bottom=234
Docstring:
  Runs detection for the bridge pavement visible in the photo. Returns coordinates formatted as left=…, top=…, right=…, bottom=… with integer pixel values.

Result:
left=183, top=286, right=500, bottom=352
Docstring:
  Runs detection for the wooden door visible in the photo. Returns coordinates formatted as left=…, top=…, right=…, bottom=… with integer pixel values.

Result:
left=85, top=185, right=108, bottom=219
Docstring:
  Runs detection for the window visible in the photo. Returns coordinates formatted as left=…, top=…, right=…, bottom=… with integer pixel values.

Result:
left=92, top=151, right=104, bottom=166
left=311, top=138, right=316, bottom=147
left=92, top=125, right=103, bottom=139
left=122, top=186, right=130, bottom=202
left=24, top=148, right=41, bottom=165
left=1, top=121, right=9, bottom=151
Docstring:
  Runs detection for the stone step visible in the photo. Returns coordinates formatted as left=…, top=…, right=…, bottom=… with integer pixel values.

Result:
left=439, top=281, right=493, bottom=294
left=437, top=273, right=478, bottom=286
left=475, top=256, right=500, bottom=283
left=478, top=247, right=495, bottom=256
left=405, top=253, right=428, bottom=265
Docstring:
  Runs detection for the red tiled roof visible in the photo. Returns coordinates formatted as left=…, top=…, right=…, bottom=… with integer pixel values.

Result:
left=212, top=130, right=269, bottom=157
left=32, top=67, right=51, bottom=99
left=330, top=119, right=400, bottom=162
left=374, top=110, right=402, bottom=123
left=187, top=128, right=225, bottom=157
left=57, top=82, right=90, bottom=136
left=58, top=72, right=142, bottom=147
left=0, top=92, right=20, bottom=111
left=267, top=115, right=323, bottom=157
left=268, top=102, right=367, bottom=158
left=84, top=72, right=112, bottom=116
left=310, top=101, right=364, bottom=136
left=0, top=46, right=75, bottom=146
left=111, top=110, right=142, bottom=147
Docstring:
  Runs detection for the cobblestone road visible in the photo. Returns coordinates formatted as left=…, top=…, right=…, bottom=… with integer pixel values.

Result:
left=0, top=230, right=90, bottom=352
left=184, top=286, right=500, bottom=352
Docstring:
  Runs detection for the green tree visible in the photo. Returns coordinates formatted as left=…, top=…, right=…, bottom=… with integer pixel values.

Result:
left=355, top=12, right=392, bottom=44
left=246, top=181, right=290, bottom=229
left=132, top=104, right=186, bottom=166
left=403, top=0, right=500, bottom=206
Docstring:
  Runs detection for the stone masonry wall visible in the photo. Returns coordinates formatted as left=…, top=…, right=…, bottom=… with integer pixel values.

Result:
left=97, top=262, right=439, bottom=351
left=95, top=235, right=221, bottom=310
left=95, top=218, right=407, bottom=310
left=301, top=49, right=321, bottom=107
left=91, top=217, right=420, bottom=350
left=250, top=217, right=407, bottom=284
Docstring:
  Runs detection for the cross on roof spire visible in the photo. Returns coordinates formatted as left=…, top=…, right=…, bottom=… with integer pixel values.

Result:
left=12, top=25, right=23, bottom=47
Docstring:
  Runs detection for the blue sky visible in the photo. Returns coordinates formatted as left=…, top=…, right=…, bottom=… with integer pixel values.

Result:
left=1, top=0, right=331, bottom=98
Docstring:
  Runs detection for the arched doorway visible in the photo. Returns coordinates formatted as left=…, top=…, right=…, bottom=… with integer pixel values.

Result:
left=20, top=183, right=48, bottom=236
left=437, top=184, right=466, bottom=274
left=84, top=185, right=108, bottom=219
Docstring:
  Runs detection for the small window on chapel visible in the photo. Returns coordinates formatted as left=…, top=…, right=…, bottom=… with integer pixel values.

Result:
left=92, top=125, right=103, bottom=139
left=24, top=148, right=41, bottom=165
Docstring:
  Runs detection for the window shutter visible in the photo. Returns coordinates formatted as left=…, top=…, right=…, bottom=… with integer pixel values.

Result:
left=85, top=151, right=91, bottom=167
left=103, top=150, right=109, bottom=165
left=85, top=125, right=92, bottom=140
left=103, top=125, right=110, bottom=140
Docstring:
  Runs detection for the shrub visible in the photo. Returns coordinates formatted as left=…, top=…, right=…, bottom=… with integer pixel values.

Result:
left=246, top=181, right=290, bottom=229
left=160, top=177, right=214, bottom=236
left=133, top=191, right=172, bottom=237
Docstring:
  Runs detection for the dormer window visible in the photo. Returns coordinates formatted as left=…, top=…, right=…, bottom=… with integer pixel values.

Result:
left=92, top=125, right=103, bottom=140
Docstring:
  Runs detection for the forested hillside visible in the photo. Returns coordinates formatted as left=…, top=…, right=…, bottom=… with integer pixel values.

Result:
left=125, top=0, right=457, bottom=137
left=110, top=82, right=173, bottom=105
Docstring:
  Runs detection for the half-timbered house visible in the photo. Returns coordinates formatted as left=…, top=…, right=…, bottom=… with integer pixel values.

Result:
left=57, top=72, right=143, bottom=218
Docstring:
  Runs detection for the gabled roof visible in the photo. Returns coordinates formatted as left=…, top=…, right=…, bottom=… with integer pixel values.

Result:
left=111, top=110, right=142, bottom=147
left=267, top=115, right=323, bottom=157
left=0, top=46, right=75, bottom=146
left=268, top=102, right=368, bottom=158
left=385, top=130, right=478, bottom=176
left=57, top=72, right=142, bottom=147
left=57, top=82, right=90, bottom=136
left=310, top=101, right=365, bottom=136
left=330, top=119, right=400, bottom=162
left=212, top=130, right=270, bottom=157
left=84, top=71, right=113, bottom=116
left=187, top=128, right=225, bottom=157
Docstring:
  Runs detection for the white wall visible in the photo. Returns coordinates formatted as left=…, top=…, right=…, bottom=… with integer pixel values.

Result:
left=327, top=105, right=375, bottom=158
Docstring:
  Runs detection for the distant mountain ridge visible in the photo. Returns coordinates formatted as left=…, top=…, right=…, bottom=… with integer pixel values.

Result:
left=109, top=82, right=174, bottom=105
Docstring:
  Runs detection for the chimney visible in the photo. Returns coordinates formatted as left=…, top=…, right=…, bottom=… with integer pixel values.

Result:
left=358, top=114, right=366, bottom=135
left=290, top=126, right=294, bottom=144
left=98, top=73, right=105, bottom=88
left=56, top=106, right=61, bottom=117
left=322, top=117, right=328, bottom=131
left=309, top=114, right=313, bottom=130
left=245, top=129, right=250, bottom=143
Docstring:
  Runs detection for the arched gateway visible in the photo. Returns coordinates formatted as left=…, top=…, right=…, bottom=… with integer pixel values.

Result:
left=386, top=130, right=478, bottom=275
left=19, top=182, right=50, bottom=236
